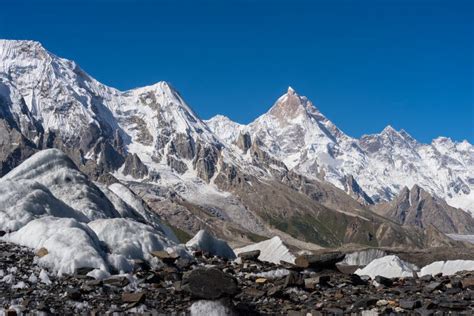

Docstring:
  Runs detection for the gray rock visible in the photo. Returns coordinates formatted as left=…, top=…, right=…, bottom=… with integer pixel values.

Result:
left=425, top=281, right=443, bottom=292
left=399, top=299, right=421, bottom=310
left=182, top=267, right=238, bottom=299
left=461, top=277, right=474, bottom=289
left=295, top=252, right=345, bottom=269
left=351, top=297, right=378, bottom=309
left=122, top=292, right=146, bottom=303
left=374, top=275, right=393, bottom=287
left=103, top=276, right=130, bottom=287
left=235, top=132, right=252, bottom=153
left=349, top=274, right=367, bottom=286
left=75, top=267, right=94, bottom=275
left=304, top=275, right=330, bottom=289
left=122, top=153, right=148, bottom=179
left=150, top=250, right=178, bottom=264
left=66, top=288, right=81, bottom=300
left=237, top=250, right=261, bottom=261
left=284, top=271, right=304, bottom=288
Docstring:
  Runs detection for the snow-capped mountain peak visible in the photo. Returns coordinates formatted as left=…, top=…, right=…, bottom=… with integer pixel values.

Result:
left=267, top=86, right=321, bottom=122
left=206, top=88, right=474, bottom=214
left=205, top=114, right=244, bottom=145
left=381, top=125, right=398, bottom=135
left=0, top=39, right=225, bottom=184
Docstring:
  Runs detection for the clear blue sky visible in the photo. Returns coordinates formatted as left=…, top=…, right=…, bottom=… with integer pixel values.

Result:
left=1, top=0, right=472, bottom=143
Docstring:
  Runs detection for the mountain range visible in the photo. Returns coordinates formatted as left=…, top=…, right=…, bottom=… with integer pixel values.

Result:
left=1, top=39, right=473, bottom=251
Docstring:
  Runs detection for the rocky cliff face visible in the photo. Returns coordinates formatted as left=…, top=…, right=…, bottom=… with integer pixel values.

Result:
left=373, top=185, right=474, bottom=234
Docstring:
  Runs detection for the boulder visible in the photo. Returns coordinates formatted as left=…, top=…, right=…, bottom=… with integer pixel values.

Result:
left=122, top=292, right=146, bottom=303
left=399, top=299, right=421, bottom=310
left=103, top=276, right=130, bottom=287
left=150, top=250, right=178, bottom=264
left=182, top=267, right=238, bottom=299
left=238, top=250, right=261, bottom=261
left=295, top=252, right=345, bottom=269
left=35, top=247, right=48, bottom=258
left=461, top=277, right=474, bottom=289
left=304, top=275, right=330, bottom=290
left=374, top=275, right=393, bottom=287
left=351, top=297, right=378, bottom=309
left=284, top=271, right=304, bottom=288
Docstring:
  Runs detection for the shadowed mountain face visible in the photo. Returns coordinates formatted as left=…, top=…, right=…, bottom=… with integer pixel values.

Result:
left=0, top=39, right=473, bottom=250
left=373, top=185, right=474, bottom=234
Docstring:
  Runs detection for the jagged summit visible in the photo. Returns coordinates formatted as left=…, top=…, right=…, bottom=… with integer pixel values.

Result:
left=207, top=114, right=234, bottom=122
left=0, top=39, right=47, bottom=58
left=374, top=182, right=474, bottom=234
left=287, top=86, right=296, bottom=95
left=382, top=125, right=397, bottom=134
left=268, top=87, right=320, bottom=120
left=207, top=87, right=473, bottom=214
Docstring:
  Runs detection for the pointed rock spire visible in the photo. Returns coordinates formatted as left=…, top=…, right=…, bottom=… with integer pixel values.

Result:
left=382, top=125, right=397, bottom=134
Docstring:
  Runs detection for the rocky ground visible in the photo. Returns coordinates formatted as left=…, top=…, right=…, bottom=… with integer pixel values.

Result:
left=1, top=241, right=474, bottom=315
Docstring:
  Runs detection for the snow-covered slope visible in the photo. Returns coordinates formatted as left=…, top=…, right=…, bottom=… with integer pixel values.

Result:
left=207, top=88, right=474, bottom=214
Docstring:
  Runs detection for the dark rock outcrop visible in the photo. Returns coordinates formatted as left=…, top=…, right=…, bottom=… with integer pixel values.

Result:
left=122, top=153, right=148, bottom=179
left=236, top=132, right=252, bottom=153
left=374, top=185, right=474, bottom=234
left=343, top=175, right=374, bottom=205
left=295, top=252, right=345, bottom=270
left=182, top=267, right=239, bottom=299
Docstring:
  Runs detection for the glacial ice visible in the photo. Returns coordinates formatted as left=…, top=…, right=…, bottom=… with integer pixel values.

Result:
left=186, top=230, right=236, bottom=259
left=354, top=255, right=419, bottom=279
left=234, top=236, right=296, bottom=264
left=420, top=260, right=474, bottom=276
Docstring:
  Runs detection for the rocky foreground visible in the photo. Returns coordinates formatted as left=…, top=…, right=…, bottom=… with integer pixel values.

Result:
left=1, top=241, right=474, bottom=315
